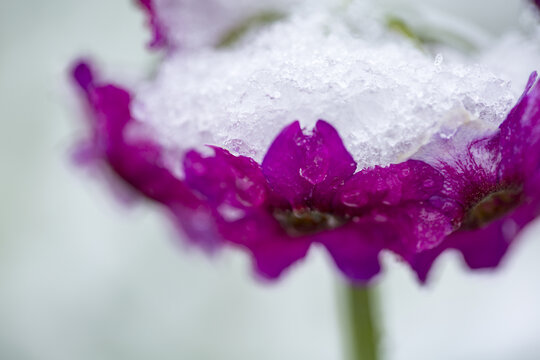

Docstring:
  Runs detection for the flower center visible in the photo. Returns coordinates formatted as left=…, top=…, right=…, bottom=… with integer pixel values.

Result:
left=273, top=208, right=346, bottom=237
left=461, top=187, right=522, bottom=230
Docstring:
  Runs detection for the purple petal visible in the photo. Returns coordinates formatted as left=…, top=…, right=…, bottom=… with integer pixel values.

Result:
left=71, top=61, right=220, bottom=248
left=406, top=245, right=445, bottom=283
left=410, top=215, right=517, bottom=283
left=499, top=72, right=540, bottom=181
left=137, top=0, right=169, bottom=49
left=311, top=121, right=357, bottom=210
left=316, top=222, right=383, bottom=283
left=72, top=61, right=95, bottom=92
left=336, top=160, right=445, bottom=211
left=183, top=147, right=268, bottom=210
left=262, top=120, right=356, bottom=209
left=400, top=203, right=455, bottom=254
left=415, top=125, right=501, bottom=207
left=182, top=145, right=312, bottom=279
left=335, top=160, right=453, bottom=261
left=409, top=172, right=540, bottom=283
left=217, top=209, right=311, bottom=279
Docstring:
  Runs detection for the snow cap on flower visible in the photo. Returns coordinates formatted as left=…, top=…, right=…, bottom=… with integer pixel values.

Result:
left=131, top=9, right=518, bottom=169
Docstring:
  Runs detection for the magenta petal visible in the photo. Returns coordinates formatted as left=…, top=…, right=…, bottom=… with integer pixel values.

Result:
left=137, top=0, right=169, bottom=49
left=450, top=227, right=510, bottom=269
left=72, top=61, right=95, bottom=92
left=262, top=120, right=356, bottom=209
left=406, top=244, right=444, bottom=283
left=336, top=160, right=452, bottom=257
left=71, top=62, right=220, bottom=248
left=84, top=83, right=198, bottom=207
left=409, top=221, right=512, bottom=283
left=311, top=120, right=357, bottom=210
left=499, top=72, right=540, bottom=181
left=218, top=210, right=311, bottom=279
left=336, top=160, right=444, bottom=211
left=457, top=172, right=540, bottom=267
left=317, top=223, right=383, bottom=283
left=409, top=189, right=540, bottom=283
left=183, top=147, right=268, bottom=210
left=182, top=145, right=313, bottom=279
left=262, top=121, right=324, bottom=208
left=414, top=126, right=501, bottom=209
left=400, top=203, right=454, bottom=253
left=250, top=237, right=311, bottom=280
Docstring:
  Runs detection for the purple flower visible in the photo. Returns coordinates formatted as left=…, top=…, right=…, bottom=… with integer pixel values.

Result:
left=406, top=72, right=540, bottom=281
left=72, top=60, right=540, bottom=283
left=72, top=62, right=450, bottom=282
left=72, top=61, right=370, bottom=281
left=71, top=0, right=540, bottom=284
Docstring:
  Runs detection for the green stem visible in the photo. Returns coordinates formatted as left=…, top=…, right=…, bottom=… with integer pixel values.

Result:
left=345, top=285, right=379, bottom=360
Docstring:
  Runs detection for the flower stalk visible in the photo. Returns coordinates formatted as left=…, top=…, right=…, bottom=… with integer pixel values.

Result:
left=345, top=285, right=379, bottom=360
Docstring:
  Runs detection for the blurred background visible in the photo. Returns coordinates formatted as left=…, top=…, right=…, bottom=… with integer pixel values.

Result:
left=1, top=0, right=539, bottom=359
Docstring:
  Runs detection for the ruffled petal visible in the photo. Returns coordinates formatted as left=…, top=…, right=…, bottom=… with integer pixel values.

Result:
left=137, top=0, right=169, bottom=49
left=335, top=160, right=453, bottom=258
left=72, top=62, right=198, bottom=207
left=262, top=120, right=356, bottom=209
left=454, top=170, right=540, bottom=268
left=316, top=222, right=383, bottom=283
left=183, top=146, right=268, bottom=210
left=409, top=214, right=520, bottom=283
left=217, top=209, right=311, bottom=279
left=414, top=124, right=502, bottom=207
left=336, top=160, right=444, bottom=211
left=71, top=62, right=220, bottom=248
left=499, top=72, right=540, bottom=181
left=311, top=120, right=357, bottom=210
left=409, top=172, right=540, bottom=283
left=182, top=145, right=312, bottom=279
left=261, top=121, right=310, bottom=208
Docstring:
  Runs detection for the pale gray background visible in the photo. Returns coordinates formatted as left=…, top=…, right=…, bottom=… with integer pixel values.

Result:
left=1, top=0, right=539, bottom=359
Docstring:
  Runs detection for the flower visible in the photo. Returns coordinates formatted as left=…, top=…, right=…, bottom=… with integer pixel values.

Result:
left=75, top=62, right=540, bottom=284
left=72, top=62, right=385, bottom=281
left=407, top=72, right=540, bottom=281
left=71, top=0, right=540, bottom=284
left=73, top=59, right=456, bottom=283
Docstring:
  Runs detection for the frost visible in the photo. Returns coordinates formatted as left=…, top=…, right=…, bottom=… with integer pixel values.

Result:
left=131, top=1, right=538, bottom=171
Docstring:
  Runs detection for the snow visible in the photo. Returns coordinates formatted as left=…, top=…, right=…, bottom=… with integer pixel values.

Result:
left=131, top=0, right=539, bottom=171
